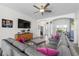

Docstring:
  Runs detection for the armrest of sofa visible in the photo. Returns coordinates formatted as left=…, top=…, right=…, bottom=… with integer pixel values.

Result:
left=4, top=38, right=15, bottom=43
left=66, top=36, right=78, bottom=56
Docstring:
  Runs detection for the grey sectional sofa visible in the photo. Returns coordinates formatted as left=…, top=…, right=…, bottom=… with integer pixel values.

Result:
left=1, top=34, right=78, bottom=56
left=1, top=38, right=45, bottom=56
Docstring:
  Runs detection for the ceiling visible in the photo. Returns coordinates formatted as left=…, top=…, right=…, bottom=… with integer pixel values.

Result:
left=0, top=3, right=79, bottom=19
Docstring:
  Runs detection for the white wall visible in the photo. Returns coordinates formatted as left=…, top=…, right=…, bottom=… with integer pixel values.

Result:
left=0, top=5, right=37, bottom=47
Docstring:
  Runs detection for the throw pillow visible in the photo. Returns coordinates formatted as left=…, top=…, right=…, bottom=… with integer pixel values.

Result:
left=36, top=48, right=59, bottom=56
left=53, top=32, right=60, bottom=40
left=19, top=37, right=26, bottom=43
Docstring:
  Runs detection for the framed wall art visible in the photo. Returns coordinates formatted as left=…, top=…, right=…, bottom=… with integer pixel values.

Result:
left=2, top=19, right=13, bottom=28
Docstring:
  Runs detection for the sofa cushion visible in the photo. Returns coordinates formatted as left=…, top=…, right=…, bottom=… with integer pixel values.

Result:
left=57, top=45, right=71, bottom=56
left=36, top=47, right=59, bottom=56
left=1, top=40, right=14, bottom=56
left=13, top=41, right=28, bottom=51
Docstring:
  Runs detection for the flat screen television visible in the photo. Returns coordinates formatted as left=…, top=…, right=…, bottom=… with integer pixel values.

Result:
left=18, top=19, right=31, bottom=28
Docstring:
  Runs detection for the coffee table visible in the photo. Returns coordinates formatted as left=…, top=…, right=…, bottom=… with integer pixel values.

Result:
left=30, top=38, right=46, bottom=47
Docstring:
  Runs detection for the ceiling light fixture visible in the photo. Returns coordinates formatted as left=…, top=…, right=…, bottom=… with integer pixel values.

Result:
left=40, top=9, right=44, bottom=12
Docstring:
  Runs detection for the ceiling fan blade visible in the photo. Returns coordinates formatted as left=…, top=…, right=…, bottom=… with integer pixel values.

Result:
left=45, top=10, right=52, bottom=12
left=34, top=11, right=39, bottom=13
left=44, top=3, right=50, bottom=9
left=33, top=5, right=40, bottom=10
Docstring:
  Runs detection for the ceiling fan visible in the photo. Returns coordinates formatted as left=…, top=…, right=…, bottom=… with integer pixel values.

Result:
left=33, top=3, right=52, bottom=15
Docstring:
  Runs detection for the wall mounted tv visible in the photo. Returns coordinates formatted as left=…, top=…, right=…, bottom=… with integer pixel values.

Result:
left=18, top=19, right=31, bottom=28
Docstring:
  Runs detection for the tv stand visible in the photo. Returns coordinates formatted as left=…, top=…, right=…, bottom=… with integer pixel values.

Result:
left=15, top=33, right=33, bottom=41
